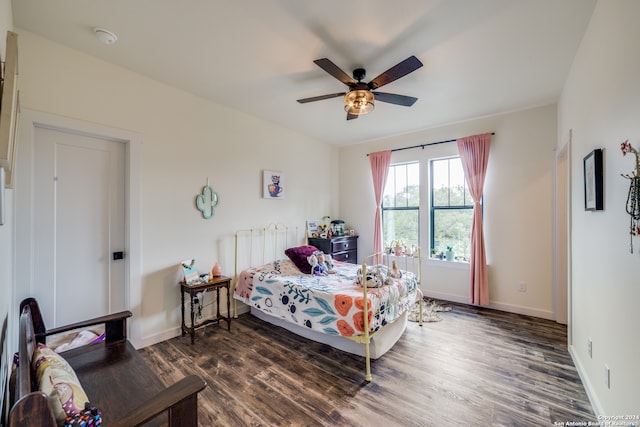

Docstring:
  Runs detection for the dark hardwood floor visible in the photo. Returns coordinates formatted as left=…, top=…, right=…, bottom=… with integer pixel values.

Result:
left=139, top=301, right=595, bottom=426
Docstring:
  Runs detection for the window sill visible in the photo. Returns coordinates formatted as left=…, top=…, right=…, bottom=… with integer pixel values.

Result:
left=426, top=258, right=470, bottom=270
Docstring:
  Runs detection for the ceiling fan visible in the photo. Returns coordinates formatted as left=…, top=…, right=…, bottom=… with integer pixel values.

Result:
left=297, top=55, right=423, bottom=120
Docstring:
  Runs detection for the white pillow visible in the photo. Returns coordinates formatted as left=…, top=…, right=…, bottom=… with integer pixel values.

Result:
left=53, top=330, right=99, bottom=353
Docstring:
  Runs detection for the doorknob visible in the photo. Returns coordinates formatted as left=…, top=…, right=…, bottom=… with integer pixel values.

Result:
left=113, top=251, right=124, bottom=260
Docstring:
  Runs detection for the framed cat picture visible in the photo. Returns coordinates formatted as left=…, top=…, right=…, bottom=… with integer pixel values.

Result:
left=263, top=170, right=284, bottom=199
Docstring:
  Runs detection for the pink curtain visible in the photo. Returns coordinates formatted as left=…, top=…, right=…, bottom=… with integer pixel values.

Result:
left=369, top=150, right=392, bottom=263
left=456, top=133, right=492, bottom=306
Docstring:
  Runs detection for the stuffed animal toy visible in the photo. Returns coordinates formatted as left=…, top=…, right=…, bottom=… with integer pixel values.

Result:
left=389, top=260, right=402, bottom=279
left=355, top=266, right=392, bottom=288
left=307, top=250, right=335, bottom=276
left=307, top=251, right=328, bottom=276
left=316, top=251, right=335, bottom=274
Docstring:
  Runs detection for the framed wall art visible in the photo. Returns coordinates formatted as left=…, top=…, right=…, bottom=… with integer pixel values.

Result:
left=0, top=31, right=19, bottom=188
left=263, top=170, right=284, bottom=199
left=306, top=220, right=318, bottom=237
left=180, top=259, right=199, bottom=284
left=583, top=148, right=603, bottom=211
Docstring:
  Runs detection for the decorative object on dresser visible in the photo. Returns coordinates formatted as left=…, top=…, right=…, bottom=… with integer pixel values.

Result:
left=308, top=235, right=358, bottom=264
left=329, top=219, right=345, bottom=236
left=306, top=219, right=319, bottom=237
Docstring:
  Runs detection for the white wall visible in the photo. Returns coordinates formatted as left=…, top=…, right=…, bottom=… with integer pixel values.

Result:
left=558, top=0, right=640, bottom=416
left=339, top=105, right=558, bottom=319
left=13, top=30, right=337, bottom=347
left=0, top=0, right=13, bottom=423
left=0, top=0, right=11, bottom=58
left=0, top=4, right=12, bottom=301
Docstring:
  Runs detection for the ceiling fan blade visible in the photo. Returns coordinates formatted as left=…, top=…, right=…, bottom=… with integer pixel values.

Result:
left=314, top=58, right=356, bottom=86
left=346, top=112, right=359, bottom=120
left=297, top=92, right=345, bottom=103
left=368, top=55, right=423, bottom=90
left=374, top=92, right=418, bottom=107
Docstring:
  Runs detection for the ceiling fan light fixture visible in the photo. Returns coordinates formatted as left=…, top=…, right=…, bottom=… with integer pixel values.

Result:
left=344, top=90, right=374, bottom=115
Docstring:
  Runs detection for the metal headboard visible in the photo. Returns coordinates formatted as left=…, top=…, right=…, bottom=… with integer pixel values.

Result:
left=232, top=224, right=302, bottom=315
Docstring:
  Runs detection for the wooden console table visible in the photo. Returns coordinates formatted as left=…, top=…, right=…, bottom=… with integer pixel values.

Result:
left=180, top=275, right=231, bottom=344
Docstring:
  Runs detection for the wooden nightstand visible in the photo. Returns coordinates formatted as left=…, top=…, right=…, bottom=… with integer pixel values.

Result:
left=180, top=275, right=231, bottom=344
left=308, top=235, right=358, bottom=264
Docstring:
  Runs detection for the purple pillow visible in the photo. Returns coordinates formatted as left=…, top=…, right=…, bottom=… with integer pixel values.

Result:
left=285, top=245, right=318, bottom=274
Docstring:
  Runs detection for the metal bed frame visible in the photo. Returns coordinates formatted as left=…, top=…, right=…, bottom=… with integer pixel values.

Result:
left=231, top=223, right=422, bottom=382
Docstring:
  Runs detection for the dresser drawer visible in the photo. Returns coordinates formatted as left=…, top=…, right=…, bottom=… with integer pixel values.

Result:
left=332, top=249, right=357, bottom=263
left=332, top=238, right=356, bottom=253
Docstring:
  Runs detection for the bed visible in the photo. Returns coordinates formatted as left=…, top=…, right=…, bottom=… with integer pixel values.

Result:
left=231, top=224, right=423, bottom=382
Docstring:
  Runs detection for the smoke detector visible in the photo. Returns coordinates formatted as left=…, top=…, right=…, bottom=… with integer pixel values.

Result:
left=94, top=27, right=118, bottom=45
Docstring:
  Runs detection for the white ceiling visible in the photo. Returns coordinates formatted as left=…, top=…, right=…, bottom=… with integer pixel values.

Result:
left=12, top=0, right=596, bottom=146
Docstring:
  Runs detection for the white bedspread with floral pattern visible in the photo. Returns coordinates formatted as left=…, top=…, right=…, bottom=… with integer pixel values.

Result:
left=234, top=259, right=421, bottom=337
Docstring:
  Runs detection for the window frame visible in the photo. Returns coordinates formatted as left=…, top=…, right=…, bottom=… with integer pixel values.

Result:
left=429, top=156, right=479, bottom=260
left=381, top=161, right=420, bottom=249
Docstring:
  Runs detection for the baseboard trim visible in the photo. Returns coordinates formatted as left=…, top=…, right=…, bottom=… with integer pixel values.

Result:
left=488, top=301, right=554, bottom=320
left=137, top=306, right=242, bottom=349
left=568, top=344, right=604, bottom=418
left=422, top=291, right=468, bottom=305
left=235, top=305, right=250, bottom=316
left=423, top=290, right=554, bottom=320
left=137, top=328, right=179, bottom=349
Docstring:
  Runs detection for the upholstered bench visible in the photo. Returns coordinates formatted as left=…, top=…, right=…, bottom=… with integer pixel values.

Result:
left=9, top=298, right=206, bottom=427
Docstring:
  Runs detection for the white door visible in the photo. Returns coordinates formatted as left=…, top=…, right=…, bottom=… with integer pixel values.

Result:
left=33, top=126, right=126, bottom=327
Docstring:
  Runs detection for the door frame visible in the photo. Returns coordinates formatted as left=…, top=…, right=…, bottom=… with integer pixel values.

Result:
left=14, top=109, right=143, bottom=347
left=554, top=131, right=572, bottom=339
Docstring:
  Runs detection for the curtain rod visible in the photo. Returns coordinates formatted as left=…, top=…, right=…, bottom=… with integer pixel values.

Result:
left=366, top=132, right=495, bottom=156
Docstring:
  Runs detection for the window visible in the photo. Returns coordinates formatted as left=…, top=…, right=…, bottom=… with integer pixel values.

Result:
left=382, top=162, right=419, bottom=251
left=430, top=157, right=476, bottom=261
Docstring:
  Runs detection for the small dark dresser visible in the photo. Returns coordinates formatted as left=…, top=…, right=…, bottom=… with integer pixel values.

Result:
left=308, top=235, right=358, bottom=264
